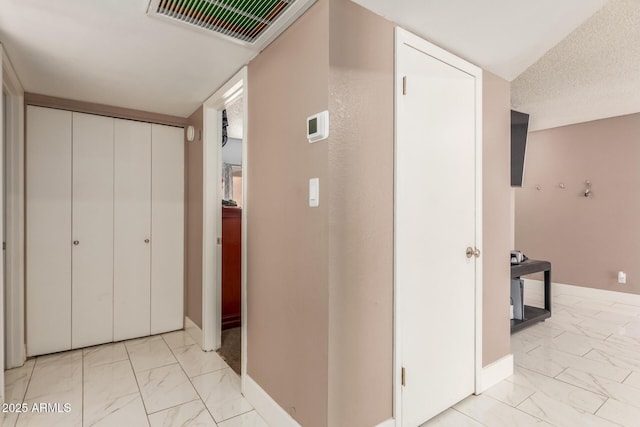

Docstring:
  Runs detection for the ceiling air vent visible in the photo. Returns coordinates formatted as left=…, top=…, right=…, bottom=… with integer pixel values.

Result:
left=147, top=0, right=316, bottom=49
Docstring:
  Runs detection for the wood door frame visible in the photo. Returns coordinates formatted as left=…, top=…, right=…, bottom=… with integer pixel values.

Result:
left=393, top=28, right=483, bottom=426
left=201, top=67, right=248, bottom=389
left=1, top=44, right=25, bottom=373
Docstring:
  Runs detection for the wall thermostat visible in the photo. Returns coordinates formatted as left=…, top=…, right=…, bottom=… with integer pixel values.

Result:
left=307, top=111, right=329, bottom=143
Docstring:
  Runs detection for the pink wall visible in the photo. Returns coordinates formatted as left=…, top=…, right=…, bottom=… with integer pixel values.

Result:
left=185, top=107, right=203, bottom=328
left=182, top=1, right=513, bottom=424
left=516, top=113, right=640, bottom=293
left=482, top=72, right=512, bottom=366
left=327, top=0, right=394, bottom=425
left=247, top=1, right=330, bottom=425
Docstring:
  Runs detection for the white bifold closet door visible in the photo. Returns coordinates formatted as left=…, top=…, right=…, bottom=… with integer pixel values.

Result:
left=114, top=120, right=152, bottom=341
left=26, top=106, right=73, bottom=356
left=151, top=124, right=184, bottom=334
left=72, top=112, right=114, bottom=349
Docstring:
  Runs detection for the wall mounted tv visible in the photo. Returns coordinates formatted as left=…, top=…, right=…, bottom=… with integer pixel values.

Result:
left=511, top=110, right=529, bottom=187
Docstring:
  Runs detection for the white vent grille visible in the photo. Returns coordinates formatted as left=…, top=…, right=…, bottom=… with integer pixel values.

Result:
left=148, top=0, right=316, bottom=48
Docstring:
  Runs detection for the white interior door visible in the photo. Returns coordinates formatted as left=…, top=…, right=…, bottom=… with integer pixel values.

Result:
left=26, top=106, right=72, bottom=356
left=114, top=119, right=151, bottom=341
left=150, top=124, right=184, bottom=335
left=396, top=36, right=479, bottom=425
left=72, top=112, right=114, bottom=348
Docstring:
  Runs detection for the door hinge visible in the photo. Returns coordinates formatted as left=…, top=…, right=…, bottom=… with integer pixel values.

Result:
left=402, top=76, right=407, bottom=95
left=217, top=237, right=221, bottom=245
left=401, top=367, right=406, bottom=386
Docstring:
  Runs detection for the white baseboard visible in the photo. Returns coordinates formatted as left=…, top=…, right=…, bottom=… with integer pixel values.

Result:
left=477, top=353, right=513, bottom=393
left=244, top=375, right=301, bottom=427
left=375, top=418, right=395, bottom=427
left=523, top=279, right=640, bottom=306
left=185, top=316, right=198, bottom=330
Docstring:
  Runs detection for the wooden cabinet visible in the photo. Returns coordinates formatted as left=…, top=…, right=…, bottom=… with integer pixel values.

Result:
left=26, top=106, right=184, bottom=356
left=222, top=207, right=241, bottom=329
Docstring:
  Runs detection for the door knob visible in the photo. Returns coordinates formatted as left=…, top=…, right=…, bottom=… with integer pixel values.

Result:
left=73, top=240, right=80, bottom=246
left=466, top=247, right=480, bottom=258
left=144, top=238, right=150, bottom=244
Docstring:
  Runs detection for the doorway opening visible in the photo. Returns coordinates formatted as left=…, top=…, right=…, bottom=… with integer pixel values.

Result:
left=217, top=96, right=243, bottom=375
left=201, top=68, right=248, bottom=388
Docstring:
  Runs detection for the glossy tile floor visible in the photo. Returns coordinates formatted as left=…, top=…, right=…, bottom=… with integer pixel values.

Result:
left=7, top=290, right=640, bottom=427
left=424, top=288, right=640, bottom=427
left=2, top=321, right=266, bottom=427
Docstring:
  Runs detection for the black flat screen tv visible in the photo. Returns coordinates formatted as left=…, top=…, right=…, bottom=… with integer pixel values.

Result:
left=511, top=110, right=529, bottom=187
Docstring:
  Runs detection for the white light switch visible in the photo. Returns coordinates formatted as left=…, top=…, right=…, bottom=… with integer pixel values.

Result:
left=309, top=178, right=319, bottom=207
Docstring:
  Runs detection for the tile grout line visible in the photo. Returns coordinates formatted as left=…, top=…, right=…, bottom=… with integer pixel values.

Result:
left=216, top=408, right=257, bottom=425
left=450, top=407, right=491, bottom=427
left=592, top=396, right=609, bottom=417
left=621, top=369, right=634, bottom=384
left=123, top=341, right=152, bottom=425
left=551, top=373, right=612, bottom=402
left=163, top=334, right=220, bottom=425
left=511, top=392, right=565, bottom=427
left=14, top=357, right=37, bottom=426
left=145, top=398, right=202, bottom=416
left=163, top=333, right=250, bottom=425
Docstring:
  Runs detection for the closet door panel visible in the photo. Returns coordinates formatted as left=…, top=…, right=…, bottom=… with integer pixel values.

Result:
left=72, top=112, right=114, bottom=349
left=114, top=119, right=151, bottom=341
left=26, top=106, right=72, bottom=356
left=151, top=124, right=184, bottom=334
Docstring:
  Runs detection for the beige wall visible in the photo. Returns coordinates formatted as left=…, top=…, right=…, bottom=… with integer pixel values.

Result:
left=247, top=1, right=330, bottom=426
left=327, top=0, right=394, bottom=425
left=185, top=107, right=203, bottom=328
left=181, top=1, right=512, bottom=423
left=481, top=72, right=512, bottom=366
left=515, top=113, right=640, bottom=294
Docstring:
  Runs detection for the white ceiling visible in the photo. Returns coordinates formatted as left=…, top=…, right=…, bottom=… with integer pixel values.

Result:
left=2, top=0, right=636, bottom=129
left=226, top=97, right=243, bottom=139
left=512, top=0, right=640, bottom=131
left=0, top=0, right=257, bottom=117
left=351, top=0, right=607, bottom=81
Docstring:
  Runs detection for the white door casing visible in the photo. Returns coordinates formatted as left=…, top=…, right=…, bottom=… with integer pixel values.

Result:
left=2, top=44, right=26, bottom=370
left=202, top=69, right=245, bottom=353
left=114, top=119, right=152, bottom=341
left=395, top=28, right=483, bottom=426
left=26, top=106, right=73, bottom=356
left=151, top=124, right=184, bottom=335
left=0, top=52, right=3, bottom=390
left=72, top=112, right=114, bottom=349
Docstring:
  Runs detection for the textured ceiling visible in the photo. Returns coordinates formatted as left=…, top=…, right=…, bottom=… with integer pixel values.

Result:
left=512, top=0, right=640, bottom=131
left=351, top=0, right=607, bottom=81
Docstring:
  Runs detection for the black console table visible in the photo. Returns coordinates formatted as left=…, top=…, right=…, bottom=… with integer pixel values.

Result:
left=510, top=259, right=552, bottom=333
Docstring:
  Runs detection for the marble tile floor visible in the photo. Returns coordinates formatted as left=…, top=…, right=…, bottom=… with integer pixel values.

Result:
left=2, top=323, right=267, bottom=427
left=7, top=290, right=640, bottom=427
left=423, top=291, right=640, bottom=427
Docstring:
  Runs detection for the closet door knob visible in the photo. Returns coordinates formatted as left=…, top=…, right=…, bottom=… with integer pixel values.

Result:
left=73, top=240, right=80, bottom=246
left=144, top=238, right=150, bottom=244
